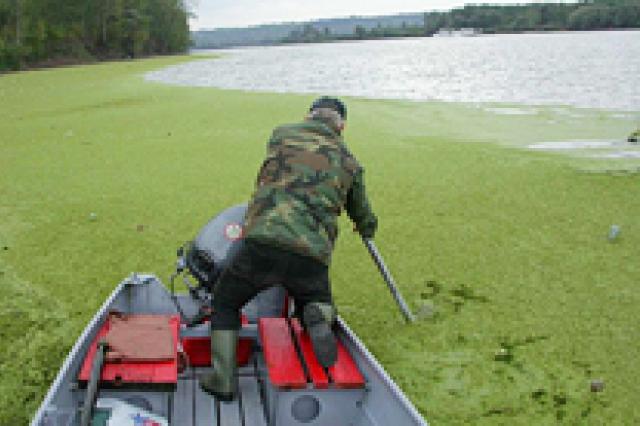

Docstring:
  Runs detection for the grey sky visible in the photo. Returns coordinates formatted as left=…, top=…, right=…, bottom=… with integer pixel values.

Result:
left=189, top=1, right=575, bottom=30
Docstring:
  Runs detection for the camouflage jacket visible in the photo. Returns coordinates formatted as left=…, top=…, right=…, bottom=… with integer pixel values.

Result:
left=243, top=117, right=376, bottom=265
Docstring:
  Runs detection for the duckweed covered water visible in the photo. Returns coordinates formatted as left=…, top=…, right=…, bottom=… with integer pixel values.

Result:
left=0, top=56, right=638, bottom=425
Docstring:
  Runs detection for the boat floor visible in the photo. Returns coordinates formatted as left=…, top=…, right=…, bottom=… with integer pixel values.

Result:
left=172, top=359, right=268, bottom=426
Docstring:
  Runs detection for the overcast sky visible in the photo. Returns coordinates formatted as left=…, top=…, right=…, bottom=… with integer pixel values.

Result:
left=188, top=0, right=576, bottom=30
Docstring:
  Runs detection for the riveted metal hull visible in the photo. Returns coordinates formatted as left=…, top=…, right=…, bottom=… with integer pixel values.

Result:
left=32, top=274, right=427, bottom=426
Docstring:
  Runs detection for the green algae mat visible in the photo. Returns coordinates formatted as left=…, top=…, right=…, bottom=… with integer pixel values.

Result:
left=1, top=56, right=638, bottom=425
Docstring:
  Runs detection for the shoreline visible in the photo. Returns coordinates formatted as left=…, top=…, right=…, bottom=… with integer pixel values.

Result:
left=0, top=52, right=195, bottom=75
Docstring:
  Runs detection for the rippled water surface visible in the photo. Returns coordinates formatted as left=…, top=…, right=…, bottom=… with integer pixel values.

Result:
left=147, top=31, right=640, bottom=111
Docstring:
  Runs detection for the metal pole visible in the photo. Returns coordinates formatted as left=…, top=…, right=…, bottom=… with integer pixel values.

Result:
left=362, top=238, right=416, bottom=323
left=80, top=340, right=107, bottom=426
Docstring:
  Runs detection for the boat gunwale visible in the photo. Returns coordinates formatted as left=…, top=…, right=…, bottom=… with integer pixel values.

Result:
left=30, top=274, right=150, bottom=426
left=338, top=318, right=427, bottom=426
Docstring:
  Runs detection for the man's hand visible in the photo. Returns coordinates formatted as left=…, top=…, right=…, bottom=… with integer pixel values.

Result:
left=355, top=215, right=378, bottom=239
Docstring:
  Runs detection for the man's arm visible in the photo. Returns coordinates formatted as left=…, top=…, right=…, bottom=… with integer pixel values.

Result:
left=255, top=130, right=281, bottom=186
left=346, top=169, right=378, bottom=239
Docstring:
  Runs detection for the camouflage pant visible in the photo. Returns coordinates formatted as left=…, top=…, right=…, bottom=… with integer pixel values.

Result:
left=211, top=239, right=333, bottom=330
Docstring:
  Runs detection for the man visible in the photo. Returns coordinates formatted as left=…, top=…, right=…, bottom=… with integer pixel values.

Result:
left=199, top=96, right=378, bottom=401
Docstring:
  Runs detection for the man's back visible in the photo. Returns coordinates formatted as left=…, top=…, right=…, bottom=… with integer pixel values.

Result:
left=243, top=118, right=361, bottom=264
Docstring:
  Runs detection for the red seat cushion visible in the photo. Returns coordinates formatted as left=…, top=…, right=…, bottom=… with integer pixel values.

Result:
left=105, top=314, right=175, bottom=361
left=78, top=314, right=180, bottom=387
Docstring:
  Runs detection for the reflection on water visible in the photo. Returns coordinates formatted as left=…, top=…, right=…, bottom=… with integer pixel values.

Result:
left=597, top=151, right=640, bottom=159
left=527, top=139, right=640, bottom=160
left=148, top=31, right=640, bottom=111
left=483, top=107, right=537, bottom=115
left=528, top=141, right=620, bottom=150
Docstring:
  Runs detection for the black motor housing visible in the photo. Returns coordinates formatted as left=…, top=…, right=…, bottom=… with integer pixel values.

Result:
left=185, top=204, right=247, bottom=289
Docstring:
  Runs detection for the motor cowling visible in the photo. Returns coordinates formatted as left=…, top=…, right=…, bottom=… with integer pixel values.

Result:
left=185, top=204, right=247, bottom=290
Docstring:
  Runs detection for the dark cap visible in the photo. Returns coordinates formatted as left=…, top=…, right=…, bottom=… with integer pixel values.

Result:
left=309, top=96, right=347, bottom=120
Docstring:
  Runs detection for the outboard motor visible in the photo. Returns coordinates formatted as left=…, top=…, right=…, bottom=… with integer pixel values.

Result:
left=184, top=204, right=247, bottom=290
left=171, top=203, right=287, bottom=325
left=170, top=204, right=247, bottom=324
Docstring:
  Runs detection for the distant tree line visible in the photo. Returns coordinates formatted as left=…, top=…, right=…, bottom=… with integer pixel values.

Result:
left=425, top=0, right=640, bottom=35
left=0, top=0, right=190, bottom=71
left=282, top=0, right=640, bottom=44
left=192, top=14, right=426, bottom=49
left=281, top=22, right=425, bottom=43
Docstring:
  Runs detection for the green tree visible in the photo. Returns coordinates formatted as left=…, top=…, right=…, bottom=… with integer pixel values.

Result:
left=354, top=25, right=367, bottom=39
left=568, top=4, right=613, bottom=29
left=0, top=0, right=189, bottom=71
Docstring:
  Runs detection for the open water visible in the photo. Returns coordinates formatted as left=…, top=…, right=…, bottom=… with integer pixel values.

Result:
left=147, top=30, right=640, bottom=112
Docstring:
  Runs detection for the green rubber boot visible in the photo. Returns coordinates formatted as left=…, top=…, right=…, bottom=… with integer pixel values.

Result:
left=303, top=303, right=337, bottom=368
left=199, top=329, right=238, bottom=402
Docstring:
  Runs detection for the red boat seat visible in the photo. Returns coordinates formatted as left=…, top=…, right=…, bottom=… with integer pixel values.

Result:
left=181, top=314, right=252, bottom=367
left=78, top=313, right=180, bottom=390
left=258, top=317, right=365, bottom=390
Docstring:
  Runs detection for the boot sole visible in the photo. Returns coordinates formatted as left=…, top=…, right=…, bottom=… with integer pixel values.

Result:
left=303, top=304, right=337, bottom=368
left=199, top=377, right=235, bottom=402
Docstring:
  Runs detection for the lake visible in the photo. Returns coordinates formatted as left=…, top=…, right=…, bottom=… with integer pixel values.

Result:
left=147, top=31, right=640, bottom=112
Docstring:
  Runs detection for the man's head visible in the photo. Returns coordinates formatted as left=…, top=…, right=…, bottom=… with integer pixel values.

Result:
left=308, top=96, right=347, bottom=134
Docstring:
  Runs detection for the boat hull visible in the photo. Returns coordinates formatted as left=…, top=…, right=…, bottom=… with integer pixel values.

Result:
left=32, top=274, right=427, bottom=426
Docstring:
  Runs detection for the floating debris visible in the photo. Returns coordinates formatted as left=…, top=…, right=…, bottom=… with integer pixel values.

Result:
left=590, top=379, right=605, bottom=393
left=531, top=388, right=547, bottom=400
left=484, top=107, right=537, bottom=116
left=89, top=212, right=97, bottom=221
left=137, top=224, right=145, bottom=232
left=415, top=300, right=436, bottom=320
left=494, top=347, right=512, bottom=362
left=608, top=225, right=620, bottom=242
